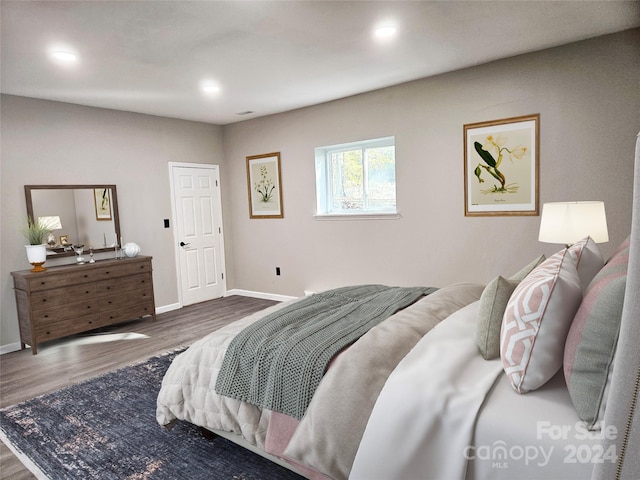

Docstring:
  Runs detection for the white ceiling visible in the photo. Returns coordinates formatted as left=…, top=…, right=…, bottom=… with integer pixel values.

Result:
left=2, top=1, right=639, bottom=125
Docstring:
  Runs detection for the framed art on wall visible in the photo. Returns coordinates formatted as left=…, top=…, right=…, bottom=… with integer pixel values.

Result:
left=464, top=114, right=539, bottom=216
left=94, top=187, right=112, bottom=221
left=246, top=152, right=283, bottom=219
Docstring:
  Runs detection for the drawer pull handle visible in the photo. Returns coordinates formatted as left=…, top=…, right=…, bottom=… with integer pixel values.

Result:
left=84, top=275, right=89, bottom=278
left=43, top=299, right=47, bottom=303
left=44, top=315, right=49, bottom=318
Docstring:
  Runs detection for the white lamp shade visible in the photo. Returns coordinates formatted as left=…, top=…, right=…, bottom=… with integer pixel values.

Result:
left=38, top=216, right=62, bottom=230
left=538, top=201, right=609, bottom=244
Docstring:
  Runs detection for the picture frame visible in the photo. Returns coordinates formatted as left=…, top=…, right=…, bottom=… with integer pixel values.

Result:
left=246, top=152, right=283, bottom=219
left=464, top=114, right=539, bottom=216
left=94, top=187, right=112, bottom=221
left=59, top=235, right=69, bottom=246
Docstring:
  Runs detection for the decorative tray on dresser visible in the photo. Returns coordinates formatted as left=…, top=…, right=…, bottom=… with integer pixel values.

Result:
left=11, top=255, right=156, bottom=354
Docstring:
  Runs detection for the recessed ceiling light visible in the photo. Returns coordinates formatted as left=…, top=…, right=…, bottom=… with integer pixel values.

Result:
left=50, top=50, right=77, bottom=62
left=374, top=25, right=397, bottom=39
left=201, top=83, right=221, bottom=94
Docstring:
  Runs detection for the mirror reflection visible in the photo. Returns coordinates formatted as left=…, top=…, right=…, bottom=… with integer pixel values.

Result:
left=25, top=185, right=121, bottom=257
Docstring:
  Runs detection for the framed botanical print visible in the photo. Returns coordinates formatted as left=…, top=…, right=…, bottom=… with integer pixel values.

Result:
left=464, top=114, right=539, bottom=216
left=246, top=152, right=283, bottom=219
left=94, top=187, right=112, bottom=221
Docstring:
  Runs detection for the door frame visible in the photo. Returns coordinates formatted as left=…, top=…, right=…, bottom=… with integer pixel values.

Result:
left=168, top=162, right=227, bottom=308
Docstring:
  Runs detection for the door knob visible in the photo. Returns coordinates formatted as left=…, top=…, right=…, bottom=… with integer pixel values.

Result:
left=179, top=241, right=190, bottom=247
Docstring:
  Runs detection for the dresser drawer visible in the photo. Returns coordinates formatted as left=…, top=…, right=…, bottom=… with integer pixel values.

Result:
left=27, top=269, right=98, bottom=292
left=31, top=285, right=97, bottom=311
left=96, top=272, right=152, bottom=296
left=31, top=301, right=98, bottom=324
left=34, top=313, right=101, bottom=339
left=92, top=259, right=152, bottom=280
left=99, top=285, right=154, bottom=310
left=98, top=303, right=155, bottom=325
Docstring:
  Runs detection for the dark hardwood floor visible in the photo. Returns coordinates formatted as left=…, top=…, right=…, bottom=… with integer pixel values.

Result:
left=0, top=295, right=277, bottom=480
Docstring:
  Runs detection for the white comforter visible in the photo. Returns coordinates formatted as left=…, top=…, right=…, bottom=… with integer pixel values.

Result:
left=156, top=300, right=291, bottom=449
left=350, top=300, right=504, bottom=480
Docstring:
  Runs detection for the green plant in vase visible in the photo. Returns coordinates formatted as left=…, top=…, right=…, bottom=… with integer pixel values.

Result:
left=21, top=217, right=52, bottom=245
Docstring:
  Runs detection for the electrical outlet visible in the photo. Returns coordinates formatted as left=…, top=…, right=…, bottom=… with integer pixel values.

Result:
left=276, top=267, right=281, bottom=276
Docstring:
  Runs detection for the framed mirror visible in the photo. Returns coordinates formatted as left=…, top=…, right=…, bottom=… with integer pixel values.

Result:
left=25, top=185, right=121, bottom=257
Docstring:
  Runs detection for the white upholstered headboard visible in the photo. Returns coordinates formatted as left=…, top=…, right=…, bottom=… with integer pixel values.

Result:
left=592, top=133, right=640, bottom=480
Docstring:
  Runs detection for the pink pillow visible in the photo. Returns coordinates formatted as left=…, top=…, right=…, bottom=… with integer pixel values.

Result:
left=501, top=248, right=582, bottom=393
left=564, top=236, right=629, bottom=429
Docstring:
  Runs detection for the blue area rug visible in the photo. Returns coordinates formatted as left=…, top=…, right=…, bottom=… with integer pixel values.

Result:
left=0, top=350, right=304, bottom=480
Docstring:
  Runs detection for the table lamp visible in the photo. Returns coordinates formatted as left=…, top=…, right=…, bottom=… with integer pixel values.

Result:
left=538, top=201, right=609, bottom=246
left=38, top=216, right=63, bottom=247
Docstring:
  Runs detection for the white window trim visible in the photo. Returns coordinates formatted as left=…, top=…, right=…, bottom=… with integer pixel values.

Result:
left=314, top=136, right=397, bottom=218
left=313, top=212, right=402, bottom=221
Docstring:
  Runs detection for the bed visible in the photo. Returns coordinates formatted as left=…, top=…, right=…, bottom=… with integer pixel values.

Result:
left=157, top=135, right=640, bottom=480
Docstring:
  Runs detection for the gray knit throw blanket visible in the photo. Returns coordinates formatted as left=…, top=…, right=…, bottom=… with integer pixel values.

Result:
left=215, top=284, right=436, bottom=419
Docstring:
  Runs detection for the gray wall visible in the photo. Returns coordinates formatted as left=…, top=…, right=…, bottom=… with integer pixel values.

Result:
left=1, top=29, right=638, bottom=351
left=223, top=29, right=639, bottom=296
left=1, top=97, right=224, bottom=350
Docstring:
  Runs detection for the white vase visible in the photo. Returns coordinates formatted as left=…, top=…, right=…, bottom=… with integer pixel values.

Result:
left=25, top=244, right=47, bottom=272
left=122, top=242, right=141, bottom=257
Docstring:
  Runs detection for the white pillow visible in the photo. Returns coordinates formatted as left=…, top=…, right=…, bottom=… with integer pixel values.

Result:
left=567, top=236, right=604, bottom=293
left=501, top=248, right=582, bottom=393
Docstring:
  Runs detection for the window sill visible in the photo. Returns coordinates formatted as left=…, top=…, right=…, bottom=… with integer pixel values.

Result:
left=313, top=212, right=402, bottom=221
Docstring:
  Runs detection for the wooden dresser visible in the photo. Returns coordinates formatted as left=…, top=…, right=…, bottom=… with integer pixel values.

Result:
left=11, top=256, right=156, bottom=354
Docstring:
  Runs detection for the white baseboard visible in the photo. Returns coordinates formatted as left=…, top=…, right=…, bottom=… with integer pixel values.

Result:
left=156, top=302, right=181, bottom=315
left=0, top=342, right=24, bottom=355
left=226, top=289, right=297, bottom=303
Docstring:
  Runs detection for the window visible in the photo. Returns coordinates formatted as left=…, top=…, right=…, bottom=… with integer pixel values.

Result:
left=315, top=136, right=396, bottom=217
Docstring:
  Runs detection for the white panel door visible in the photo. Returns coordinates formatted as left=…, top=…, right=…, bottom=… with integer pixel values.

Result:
left=171, top=164, right=226, bottom=305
